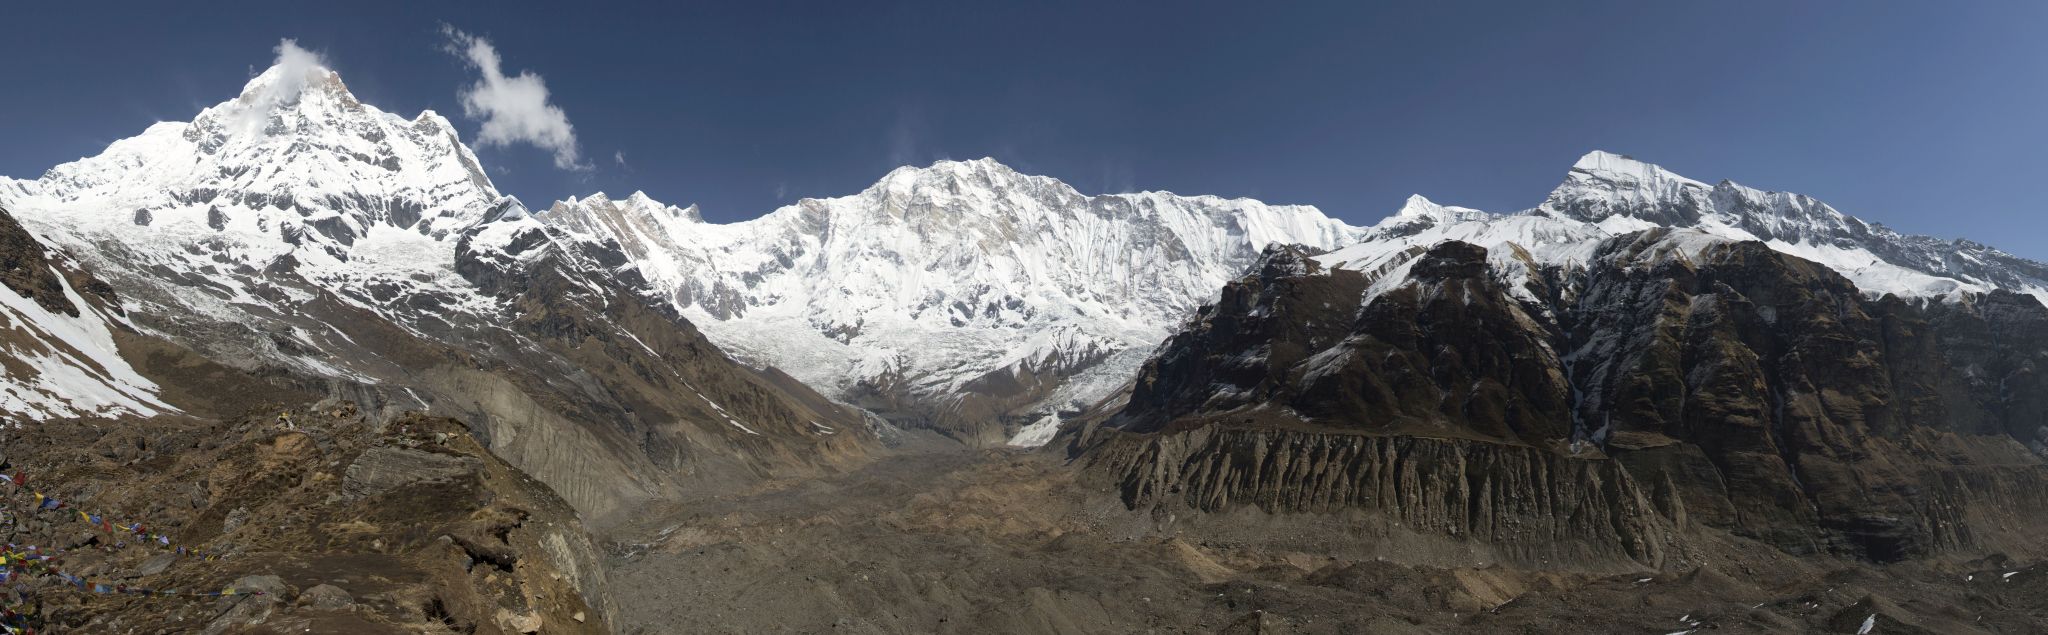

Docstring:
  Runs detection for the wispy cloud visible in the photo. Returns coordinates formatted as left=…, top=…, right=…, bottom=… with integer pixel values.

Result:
left=886, top=105, right=930, bottom=167
left=234, top=39, right=326, bottom=131
left=266, top=39, right=325, bottom=98
left=1097, top=158, right=1136, bottom=194
left=441, top=25, right=588, bottom=171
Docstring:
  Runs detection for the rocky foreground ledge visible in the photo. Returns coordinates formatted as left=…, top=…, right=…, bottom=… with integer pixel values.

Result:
left=0, top=404, right=606, bottom=634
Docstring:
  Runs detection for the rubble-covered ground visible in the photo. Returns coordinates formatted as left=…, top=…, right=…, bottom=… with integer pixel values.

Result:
left=0, top=413, right=2042, bottom=634
left=604, top=447, right=2048, bottom=635
left=0, top=406, right=608, bottom=634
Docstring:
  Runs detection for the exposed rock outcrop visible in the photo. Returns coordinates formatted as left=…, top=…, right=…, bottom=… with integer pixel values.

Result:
left=1089, top=426, right=1665, bottom=567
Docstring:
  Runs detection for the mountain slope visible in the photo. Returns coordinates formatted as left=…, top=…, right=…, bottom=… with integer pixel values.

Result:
left=544, top=159, right=1364, bottom=444
left=0, top=204, right=172, bottom=419
left=0, top=63, right=873, bottom=525
left=1075, top=153, right=2048, bottom=567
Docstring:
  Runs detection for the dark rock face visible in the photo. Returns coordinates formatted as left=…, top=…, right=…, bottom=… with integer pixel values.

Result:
left=1089, top=426, right=1664, bottom=566
left=1564, top=234, right=2048, bottom=560
left=1123, top=243, right=1572, bottom=444
left=1083, top=234, right=2048, bottom=566
left=0, top=204, right=80, bottom=316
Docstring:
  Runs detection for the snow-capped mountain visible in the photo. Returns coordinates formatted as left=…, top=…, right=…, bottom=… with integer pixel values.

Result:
left=0, top=62, right=873, bottom=523
left=543, top=159, right=1364, bottom=444
left=1319, top=151, right=2048, bottom=307
left=1, top=63, right=505, bottom=378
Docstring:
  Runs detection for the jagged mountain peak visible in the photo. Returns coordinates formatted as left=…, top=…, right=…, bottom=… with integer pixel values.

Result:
left=548, top=193, right=708, bottom=235
left=1544, top=150, right=1714, bottom=226
left=878, top=157, right=1021, bottom=185
left=867, top=157, right=1293, bottom=212
left=1540, top=151, right=1908, bottom=253
left=617, top=191, right=702, bottom=220
left=861, top=157, right=1080, bottom=216
left=530, top=158, right=1366, bottom=445
left=1545, top=150, right=1856, bottom=234
left=620, top=190, right=663, bottom=209
left=1340, top=150, right=2048, bottom=308
left=233, top=61, right=357, bottom=110
left=10, top=60, right=501, bottom=252
left=1393, top=193, right=1441, bottom=217
left=1392, top=193, right=1491, bottom=224
left=1567, top=150, right=1706, bottom=186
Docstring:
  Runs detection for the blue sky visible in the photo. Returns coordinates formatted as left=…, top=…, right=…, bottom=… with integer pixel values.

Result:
left=5, top=2, right=2046, bottom=257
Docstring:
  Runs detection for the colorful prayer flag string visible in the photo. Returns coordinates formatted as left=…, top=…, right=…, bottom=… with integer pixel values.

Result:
left=0, top=470, right=227, bottom=560
left=1, top=550, right=259, bottom=599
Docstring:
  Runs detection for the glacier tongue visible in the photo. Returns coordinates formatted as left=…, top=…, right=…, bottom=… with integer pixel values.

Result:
left=543, top=157, right=1366, bottom=444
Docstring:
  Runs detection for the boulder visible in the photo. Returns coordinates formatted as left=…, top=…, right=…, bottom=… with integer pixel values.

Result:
left=202, top=575, right=291, bottom=635
left=134, top=553, right=176, bottom=577
left=343, top=446, right=481, bottom=499
left=297, top=583, right=354, bottom=610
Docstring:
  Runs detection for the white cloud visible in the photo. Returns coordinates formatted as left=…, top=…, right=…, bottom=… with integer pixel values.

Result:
left=442, top=26, right=588, bottom=171
left=614, top=150, right=628, bottom=168
left=236, top=39, right=327, bottom=131
left=267, top=39, right=325, bottom=97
